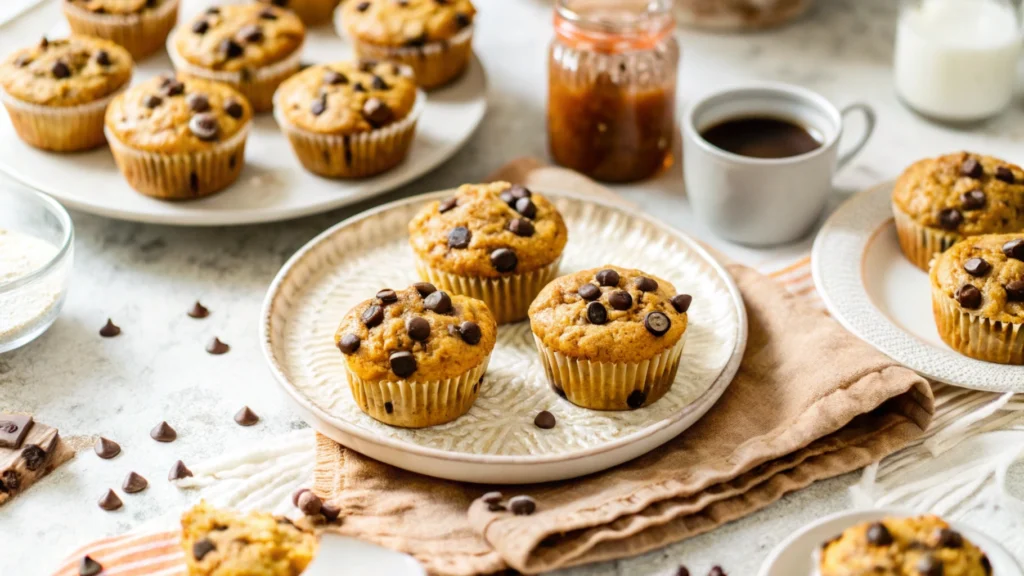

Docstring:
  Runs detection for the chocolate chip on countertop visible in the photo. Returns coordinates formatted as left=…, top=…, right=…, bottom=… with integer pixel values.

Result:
left=361, top=304, right=384, bottom=327
left=534, top=411, right=555, bottom=429
left=122, top=471, right=148, bottom=493
left=634, top=276, right=658, bottom=292
left=99, top=319, right=121, bottom=337
left=321, top=502, right=342, bottom=522
left=94, top=437, right=121, bottom=459
left=79, top=555, right=103, bottom=576
left=996, top=166, right=1015, bottom=183
left=916, top=554, right=944, bottom=576
left=457, top=321, right=481, bottom=345
left=150, top=421, right=177, bottom=442
left=51, top=60, right=70, bottom=79
left=224, top=99, right=244, bottom=119
left=675, top=566, right=689, bottom=576
left=206, top=337, right=230, bottom=354
left=866, top=522, right=894, bottom=546
left=168, top=460, right=193, bottom=481
left=934, top=528, right=964, bottom=549
left=406, top=316, right=430, bottom=341
left=188, top=301, right=210, bottom=318
left=1003, top=238, right=1024, bottom=260
left=507, top=218, right=534, bottom=237
left=234, top=406, right=259, bottom=426
left=960, top=189, right=986, bottom=210
left=490, top=248, right=517, bottom=273
left=671, top=294, right=693, bottom=313
left=189, top=113, right=220, bottom=141
left=586, top=301, right=608, bottom=325
left=192, top=538, right=216, bottom=561
left=239, top=24, right=263, bottom=43
left=508, top=495, right=536, bottom=516
left=608, top=290, right=632, bottom=310
left=488, top=502, right=506, bottom=512
left=938, top=208, right=963, bottom=231
left=963, top=258, right=991, bottom=277
left=514, top=197, right=536, bottom=219
left=961, top=158, right=983, bottom=178
left=708, top=567, right=727, bottom=576
left=448, top=226, right=471, bottom=249
left=955, top=284, right=982, bottom=309
left=644, top=311, right=671, bottom=336
left=191, top=19, right=209, bottom=34
left=362, top=98, right=393, bottom=128
left=298, top=490, right=322, bottom=516
left=424, top=291, right=452, bottom=314
left=94, top=50, right=111, bottom=66
left=389, top=351, right=417, bottom=377
left=481, top=491, right=502, bottom=504
left=595, top=269, right=619, bottom=287
left=98, top=489, right=122, bottom=511
left=219, top=39, right=243, bottom=59
left=1005, top=280, right=1024, bottom=302
left=413, top=282, right=436, bottom=297
left=291, top=488, right=310, bottom=506
left=376, top=288, right=398, bottom=303
left=143, top=94, right=163, bottom=109
left=438, top=197, right=457, bottom=213
left=578, top=283, right=600, bottom=301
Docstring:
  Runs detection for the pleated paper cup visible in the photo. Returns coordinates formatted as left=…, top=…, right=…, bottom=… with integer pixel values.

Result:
left=273, top=89, right=424, bottom=179
left=105, top=123, right=250, bottom=200
left=414, top=256, right=561, bottom=325
left=63, top=0, right=179, bottom=60
left=281, top=0, right=339, bottom=25
left=893, top=201, right=961, bottom=272
left=0, top=83, right=128, bottom=152
left=345, top=353, right=490, bottom=428
left=533, top=334, right=686, bottom=411
left=932, top=286, right=1024, bottom=365
left=167, top=35, right=303, bottom=113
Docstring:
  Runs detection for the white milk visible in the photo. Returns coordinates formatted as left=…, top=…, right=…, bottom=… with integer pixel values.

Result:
left=895, top=0, right=1022, bottom=122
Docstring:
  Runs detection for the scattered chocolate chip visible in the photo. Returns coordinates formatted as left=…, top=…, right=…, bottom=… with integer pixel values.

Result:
left=150, top=421, right=177, bottom=443
left=963, top=258, right=991, bottom=277
left=143, top=94, right=162, bottom=109
left=482, top=491, right=503, bottom=504
left=94, top=50, right=111, bottom=66
left=234, top=406, right=259, bottom=426
left=508, top=495, right=536, bottom=516
left=159, top=79, right=184, bottom=97
left=99, top=319, right=121, bottom=337
left=356, top=1, right=370, bottom=10
left=259, top=7, right=278, bottom=19
left=1003, top=239, right=1024, bottom=260
left=358, top=60, right=378, bottom=72
left=384, top=401, right=393, bottom=414
left=188, top=301, right=210, bottom=318
left=404, top=34, right=427, bottom=47
left=996, top=166, right=1015, bottom=183
left=371, top=75, right=389, bottom=90
left=22, top=445, right=46, bottom=471
left=389, top=351, right=417, bottom=377
left=219, top=39, right=244, bottom=59
left=376, top=288, right=398, bottom=304
left=191, top=19, right=209, bottom=34
left=644, top=311, right=670, bottom=335
left=596, top=269, right=619, bottom=287
left=361, top=304, right=384, bottom=327
left=189, top=113, right=220, bottom=141
left=458, top=321, right=481, bottom=345
left=122, top=471, right=148, bottom=493
left=270, top=0, right=287, bottom=6
left=413, top=282, right=436, bottom=297
left=438, top=197, right=457, bottom=213
left=39, top=37, right=48, bottom=50
left=982, top=555, right=992, bottom=575
left=455, top=12, right=471, bottom=28
left=507, top=218, right=534, bottom=237
left=185, top=93, right=210, bottom=113
left=321, top=502, right=342, bottom=521
left=424, top=291, right=452, bottom=314
left=534, top=411, right=555, bottom=429
left=321, top=70, right=348, bottom=88
left=961, top=158, right=983, bottom=178
left=291, top=488, right=310, bottom=506
left=310, top=94, right=327, bottom=116
left=98, top=489, right=122, bottom=511
left=239, top=24, right=263, bottom=43
left=934, top=528, right=963, bottom=549
left=406, top=316, right=430, bottom=341
left=1005, top=280, right=1024, bottom=301
left=94, top=437, right=121, bottom=459
left=0, top=415, right=32, bottom=449
left=955, top=284, right=982, bottom=309
left=488, top=502, right=506, bottom=512
left=298, top=490, right=322, bottom=516
left=586, top=301, right=608, bottom=325
left=608, top=290, right=632, bottom=310
left=676, top=566, right=690, bottom=576
left=578, top=283, right=600, bottom=301
left=168, top=460, right=193, bottom=481
left=206, top=337, right=230, bottom=354
left=866, top=522, right=894, bottom=546
left=362, top=98, right=394, bottom=128
left=490, top=248, right=517, bottom=273
left=635, top=277, right=658, bottom=292
left=223, top=100, right=244, bottom=119
left=960, top=189, right=986, bottom=210
left=938, top=208, right=963, bottom=231
left=448, top=226, right=471, bottom=249
left=338, top=333, right=360, bottom=354
left=514, top=197, right=536, bottom=218
left=192, top=538, right=216, bottom=561
left=670, top=294, right=693, bottom=313
left=352, top=82, right=366, bottom=92
left=708, top=567, right=727, bottom=576
left=79, top=555, right=103, bottom=576
left=51, top=60, right=70, bottom=79
left=916, top=554, right=944, bottom=576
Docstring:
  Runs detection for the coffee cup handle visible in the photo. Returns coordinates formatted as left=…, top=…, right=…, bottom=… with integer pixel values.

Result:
left=836, top=103, right=876, bottom=171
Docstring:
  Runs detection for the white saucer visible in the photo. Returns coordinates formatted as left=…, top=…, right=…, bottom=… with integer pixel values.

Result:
left=812, top=181, right=1024, bottom=393
left=305, top=533, right=425, bottom=576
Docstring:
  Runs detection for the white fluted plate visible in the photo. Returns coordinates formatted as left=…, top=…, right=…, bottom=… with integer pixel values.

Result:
left=261, top=190, right=746, bottom=484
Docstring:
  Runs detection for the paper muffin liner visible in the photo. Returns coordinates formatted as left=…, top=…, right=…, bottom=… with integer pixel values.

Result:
left=414, top=255, right=561, bottom=325
left=532, top=333, right=687, bottom=411
left=283, top=0, right=339, bottom=25
left=167, top=35, right=303, bottom=113
left=892, top=201, right=962, bottom=272
left=0, top=83, right=128, bottom=152
left=273, top=89, right=424, bottom=179
left=335, top=14, right=474, bottom=90
left=63, top=0, right=179, bottom=60
left=345, top=352, right=491, bottom=428
left=932, top=285, right=1024, bottom=365
left=104, top=122, right=250, bottom=200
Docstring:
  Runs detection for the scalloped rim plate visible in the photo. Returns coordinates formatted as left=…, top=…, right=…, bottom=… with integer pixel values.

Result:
left=812, top=181, right=1024, bottom=393
left=260, top=190, right=747, bottom=484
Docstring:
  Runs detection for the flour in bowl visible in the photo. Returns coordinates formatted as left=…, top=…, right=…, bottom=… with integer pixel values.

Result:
left=0, top=228, right=62, bottom=342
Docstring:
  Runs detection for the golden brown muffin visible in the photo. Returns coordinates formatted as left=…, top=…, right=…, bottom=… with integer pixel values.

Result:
left=62, top=0, right=180, bottom=60
left=892, top=152, right=1024, bottom=271
left=105, top=75, right=252, bottom=199
left=337, top=0, right=476, bottom=89
left=818, top=515, right=991, bottom=576
left=529, top=266, right=691, bottom=410
left=258, top=0, right=340, bottom=25
left=169, top=4, right=305, bottom=112
left=930, top=233, right=1024, bottom=364
left=0, top=36, right=132, bottom=151
left=408, top=182, right=568, bottom=324
left=335, top=283, right=496, bottom=427
left=181, top=502, right=316, bottom=576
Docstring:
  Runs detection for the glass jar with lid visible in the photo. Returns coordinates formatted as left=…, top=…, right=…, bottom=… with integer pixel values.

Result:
left=548, top=0, right=679, bottom=183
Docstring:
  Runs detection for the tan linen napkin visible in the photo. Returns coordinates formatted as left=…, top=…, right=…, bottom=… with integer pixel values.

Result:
left=313, top=161, right=934, bottom=575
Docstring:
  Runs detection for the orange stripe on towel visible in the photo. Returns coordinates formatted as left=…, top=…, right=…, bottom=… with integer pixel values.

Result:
left=52, top=531, right=181, bottom=576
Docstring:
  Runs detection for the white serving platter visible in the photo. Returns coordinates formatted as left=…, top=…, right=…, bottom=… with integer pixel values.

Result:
left=812, top=181, right=1024, bottom=393
left=0, top=14, right=487, bottom=226
left=260, top=190, right=747, bottom=484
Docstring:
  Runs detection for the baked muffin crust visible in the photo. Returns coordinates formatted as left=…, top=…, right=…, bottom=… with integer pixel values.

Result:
left=0, top=36, right=132, bottom=106
left=931, top=233, right=1024, bottom=325
left=64, top=0, right=172, bottom=16
left=274, top=60, right=417, bottom=134
left=172, top=4, right=305, bottom=72
left=341, top=0, right=475, bottom=47
left=529, top=266, right=689, bottom=364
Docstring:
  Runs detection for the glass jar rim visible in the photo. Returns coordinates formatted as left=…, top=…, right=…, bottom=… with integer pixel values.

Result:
left=554, top=0, right=674, bottom=50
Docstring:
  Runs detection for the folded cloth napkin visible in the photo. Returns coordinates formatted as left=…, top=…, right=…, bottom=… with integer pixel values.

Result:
left=313, top=161, right=934, bottom=576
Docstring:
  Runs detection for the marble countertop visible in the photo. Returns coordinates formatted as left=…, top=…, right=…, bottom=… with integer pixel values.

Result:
left=3, top=1, right=1024, bottom=574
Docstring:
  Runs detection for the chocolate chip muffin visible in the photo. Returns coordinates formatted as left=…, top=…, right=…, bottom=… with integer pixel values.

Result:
left=104, top=75, right=253, bottom=200
left=62, top=0, right=179, bottom=60
left=818, top=515, right=991, bottom=576
left=408, top=182, right=568, bottom=324
left=528, top=266, right=691, bottom=410
left=258, top=0, right=340, bottom=25
left=169, top=4, right=305, bottom=112
left=181, top=501, right=316, bottom=576
left=930, top=233, right=1024, bottom=364
left=892, top=152, right=1024, bottom=271
left=0, top=36, right=132, bottom=152
left=273, top=60, right=422, bottom=178
left=336, top=0, right=476, bottom=90
left=335, top=283, right=497, bottom=428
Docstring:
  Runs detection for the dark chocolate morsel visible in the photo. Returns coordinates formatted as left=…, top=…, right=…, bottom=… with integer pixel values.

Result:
left=376, top=288, right=398, bottom=303
left=324, top=70, right=348, bottom=85
left=159, top=79, right=185, bottom=97
left=234, top=406, right=259, bottom=426
left=508, top=495, right=536, bottom=516
left=996, top=166, right=1015, bottom=183
left=448, top=226, right=472, bottom=249
left=595, top=269, right=619, bottom=287
left=960, top=189, right=986, bottom=210
left=670, top=294, right=693, bottom=313
left=191, top=19, right=209, bottom=34
left=961, top=158, right=983, bottom=178
left=534, top=411, right=556, bottom=429
left=424, top=291, right=452, bottom=314
left=1005, top=280, right=1024, bottom=302
left=916, top=554, right=944, bottom=576
left=94, top=437, right=121, bottom=459
left=239, top=24, right=263, bottom=43
left=168, top=460, right=193, bottom=481
left=509, top=185, right=531, bottom=199
left=122, top=471, right=148, bottom=493
left=206, top=337, right=230, bottom=355
left=458, top=321, right=481, bottom=345
left=1003, top=239, right=1024, bottom=260
left=79, top=556, right=103, bottom=576
left=406, top=316, right=430, bottom=341
left=490, top=248, right=517, bottom=273
left=438, top=197, right=457, bottom=213
left=634, top=276, right=658, bottom=292
left=963, top=258, right=991, bottom=277
left=413, top=282, right=436, bottom=297
left=356, top=1, right=370, bottom=10
left=51, top=60, right=70, bottom=79
left=298, top=490, right=322, bottom=516
left=514, top=197, right=536, bottom=219
left=219, top=38, right=243, bottom=59
left=311, top=95, right=327, bottom=116
left=955, top=284, right=982, bottom=309
left=507, top=218, right=534, bottom=237
left=94, top=50, right=111, bottom=66
left=143, top=94, right=163, bottom=109
left=292, top=488, right=310, bottom=506
left=22, top=444, right=46, bottom=471
left=223, top=100, right=244, bottom=119
left=644, top=311, right=671, bottom=336
left=98, top=489, right=122, bottom=511
left=188, top=301, right=210, bottom=318
left=321, top=502, right=342, bottom=521
left=627, top=390, right=647, bottom=409
left=362, top=98, right=394, bottom=128
left=186, top=93, right=210, bottom=113
left=866, top=522, right=894, bottom=546
left=577, top=283, right=600, bottom=301
left=938, top=208, right=963, bottom=231
left=361, top=305, right=384, bottom=327
left=193, top=538, right=216, bottom=561
left=481, top=491, right=503, bottom=504
left=586, top=301, right=608, bottom=325
left=99, top=319, right=121, bottom=337
left=389, top=351, right=417, bottom=377
left=188, top=113, right=220, bottom=141
left=934, top=528, right=964, bottom=549
left=150, top=421, right=177, bottom=442
left=608, top=290, right=632, bottom=310
left=371, top=75, right=389, bottom=90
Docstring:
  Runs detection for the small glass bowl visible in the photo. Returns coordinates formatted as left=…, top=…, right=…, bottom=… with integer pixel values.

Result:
left=0, top=181, right=74, bottom=353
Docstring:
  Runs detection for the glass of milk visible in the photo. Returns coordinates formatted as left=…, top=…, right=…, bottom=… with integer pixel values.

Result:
left=895, top=0, right=1022, bottom=123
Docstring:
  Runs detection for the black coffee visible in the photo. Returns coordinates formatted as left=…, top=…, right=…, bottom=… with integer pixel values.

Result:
left=700, top=116, right=822, bottom=159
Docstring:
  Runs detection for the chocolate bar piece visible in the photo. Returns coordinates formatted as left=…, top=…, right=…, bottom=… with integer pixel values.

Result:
left=0, top=414, right=33, bottom=449
left=0, top=417, right=74, bottom=506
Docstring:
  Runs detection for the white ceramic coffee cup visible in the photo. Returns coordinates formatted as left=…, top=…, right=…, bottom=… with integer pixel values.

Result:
left=683, top=83, right=875, bottom=246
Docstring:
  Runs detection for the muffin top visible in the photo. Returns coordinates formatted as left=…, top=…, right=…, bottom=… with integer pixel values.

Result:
left=819, top=515, right=990, bottom=576
left=64, top=0, right=174, bottom=16
left=105, top=75, right=252, bottom=153
left=0, top=36, right=132, bottom=106
left=931, top=233, right=1024, bottom=324
left=335, top=283, right=497, bottom=382
left=275, top=60, right=417, bottom=134
left=892, top=152, right=1024, bottom=236
left=172, top=4, right=305, bottom=72
left=408, top=182, right=568, bottom=279
left=341, top=0, right=476, bottom=47
left=529, top=266, right=690, bottom=364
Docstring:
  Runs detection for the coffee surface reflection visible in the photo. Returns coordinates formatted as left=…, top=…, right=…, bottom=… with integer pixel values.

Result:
left=700, top=116, right=822, bottom=159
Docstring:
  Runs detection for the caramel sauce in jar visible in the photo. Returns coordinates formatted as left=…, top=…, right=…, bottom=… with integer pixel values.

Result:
left=548, top=0, right=678, bottom=183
